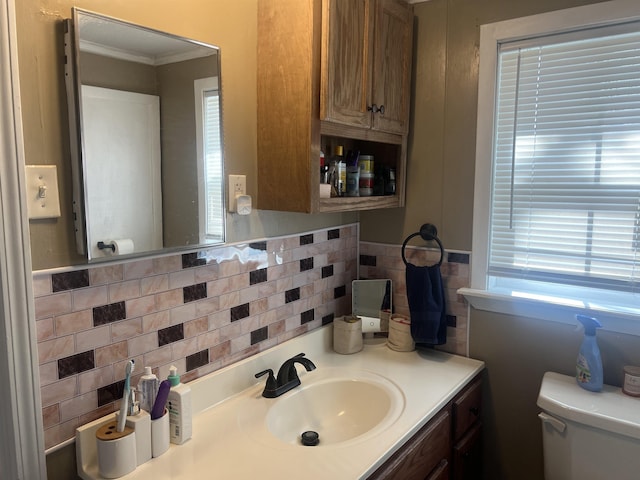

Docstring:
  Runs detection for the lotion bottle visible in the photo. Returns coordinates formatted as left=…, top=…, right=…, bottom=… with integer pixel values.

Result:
left=575, top=314, right=603, bottom=392
left=167, top=365, right=192, bottom=444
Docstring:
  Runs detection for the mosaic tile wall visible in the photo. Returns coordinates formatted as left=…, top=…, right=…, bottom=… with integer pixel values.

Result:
left=33, top=225, right=357, bottom=450
left=359, top=241, right=470, bottom=356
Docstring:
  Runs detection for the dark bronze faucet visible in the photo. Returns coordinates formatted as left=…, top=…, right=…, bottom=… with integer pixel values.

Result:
left=255, top=353, right=316, bottom=398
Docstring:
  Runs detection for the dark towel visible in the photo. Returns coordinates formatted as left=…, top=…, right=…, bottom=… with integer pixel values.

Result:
left=405, top=263, right=447, bottom=346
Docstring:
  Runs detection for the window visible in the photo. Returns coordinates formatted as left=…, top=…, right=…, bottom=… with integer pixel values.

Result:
left=466, top=1, right=640, bottom=331
left=194, top=77, right=224, bottom=243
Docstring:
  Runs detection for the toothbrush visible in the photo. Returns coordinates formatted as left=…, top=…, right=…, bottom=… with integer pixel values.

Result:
left=116, top=360, right=135, bottom=432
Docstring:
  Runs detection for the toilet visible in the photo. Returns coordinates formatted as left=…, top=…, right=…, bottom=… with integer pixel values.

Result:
left=537, top=371, right=640, bottom=480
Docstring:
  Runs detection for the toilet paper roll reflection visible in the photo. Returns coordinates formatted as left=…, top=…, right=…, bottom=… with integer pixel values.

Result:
left=105, top=239, right=134, bottom=255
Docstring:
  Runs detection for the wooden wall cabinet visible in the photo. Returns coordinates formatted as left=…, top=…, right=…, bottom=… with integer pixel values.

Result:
left=368, top=374, right=483, bottom=480
left=257, top=0, right=413, bottom=214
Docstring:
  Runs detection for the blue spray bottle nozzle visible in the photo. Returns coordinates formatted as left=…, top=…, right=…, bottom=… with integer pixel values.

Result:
left=576, top=314, right=601, bottom=336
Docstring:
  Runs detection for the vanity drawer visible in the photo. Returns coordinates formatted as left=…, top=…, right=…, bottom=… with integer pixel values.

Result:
left=453, top=376, right=482, bottom=440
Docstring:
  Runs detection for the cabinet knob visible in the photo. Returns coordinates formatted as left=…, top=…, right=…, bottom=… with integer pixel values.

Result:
left=470, top=407, right=480, bottom=416
left=367, top=104, right=385, bottom=114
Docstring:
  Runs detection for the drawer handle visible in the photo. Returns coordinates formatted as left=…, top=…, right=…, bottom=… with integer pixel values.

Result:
left=367, top=104, right=385, bottom=114
left=469, top=407, right=480, bottom=416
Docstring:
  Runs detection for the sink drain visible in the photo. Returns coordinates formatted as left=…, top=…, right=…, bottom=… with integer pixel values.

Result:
left=301, top=430, right=319, bottom=446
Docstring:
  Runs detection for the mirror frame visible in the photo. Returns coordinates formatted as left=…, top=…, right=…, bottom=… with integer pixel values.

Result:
left=64, top=8, right=227, bottom=262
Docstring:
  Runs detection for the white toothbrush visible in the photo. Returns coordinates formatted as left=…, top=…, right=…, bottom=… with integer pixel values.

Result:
left=116, top=360, right=135, bottom=432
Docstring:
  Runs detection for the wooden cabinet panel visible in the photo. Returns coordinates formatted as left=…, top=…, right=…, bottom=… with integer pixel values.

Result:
left=369, top=408, right=451, bottom=480
left=453, top=421, right=483, bottom=480
left=453, top=377, right=482, bottom=441
left=427, top=460, right=450, bottom=480
left=371, top=0, right=413, bottom=134
left=321, top=0, right=373, bottom=128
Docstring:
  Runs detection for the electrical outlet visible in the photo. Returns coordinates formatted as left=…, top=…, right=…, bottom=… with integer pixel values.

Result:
left=228, top=174, right=246, bottom=212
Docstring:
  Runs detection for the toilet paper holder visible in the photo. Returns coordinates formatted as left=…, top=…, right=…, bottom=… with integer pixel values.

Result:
left=97, top=241, right=116, bottom=252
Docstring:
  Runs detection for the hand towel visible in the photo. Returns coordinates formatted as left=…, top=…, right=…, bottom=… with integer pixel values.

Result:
left=405, top=262, right=447, bottom=346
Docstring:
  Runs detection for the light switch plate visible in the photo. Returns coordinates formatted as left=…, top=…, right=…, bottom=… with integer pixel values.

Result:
left=25, top=165, right=61, bottom=219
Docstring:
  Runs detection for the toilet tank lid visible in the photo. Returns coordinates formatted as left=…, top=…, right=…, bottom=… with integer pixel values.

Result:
left=537, top=372, right=640, bottom=441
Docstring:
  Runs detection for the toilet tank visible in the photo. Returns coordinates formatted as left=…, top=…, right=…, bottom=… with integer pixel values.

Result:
left=537, top=372, right=640, bottom=480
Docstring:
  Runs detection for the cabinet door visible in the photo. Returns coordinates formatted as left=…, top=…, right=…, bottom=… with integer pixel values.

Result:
left=371, top=0, right=413, bottom=134
left=321, top=0, right=373, bottom=128
left=453, top=421, right=483, bottom=480
left=368, top=408, right=451, bottom=480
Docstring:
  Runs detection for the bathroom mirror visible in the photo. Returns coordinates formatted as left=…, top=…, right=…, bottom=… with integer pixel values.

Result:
left=65, top=8, right=225, bottom=262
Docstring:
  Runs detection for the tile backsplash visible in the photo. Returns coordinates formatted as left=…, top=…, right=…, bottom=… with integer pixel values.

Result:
left=34, top=225, right=357, bottom=450
left=359, top=241, right=470, bottom=356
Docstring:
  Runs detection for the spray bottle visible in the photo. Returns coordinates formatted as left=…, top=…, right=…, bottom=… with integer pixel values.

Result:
left=575, top=314, right=603, bottom=392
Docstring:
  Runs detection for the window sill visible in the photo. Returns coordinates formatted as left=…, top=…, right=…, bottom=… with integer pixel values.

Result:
left=458, top=287, right=640, bottom=336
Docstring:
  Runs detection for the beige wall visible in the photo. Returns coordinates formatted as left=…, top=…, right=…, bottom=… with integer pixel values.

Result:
left=17, top=0, right=354, bottom=271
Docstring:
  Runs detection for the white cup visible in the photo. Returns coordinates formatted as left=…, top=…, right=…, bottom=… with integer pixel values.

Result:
left=96, top=421, right=137, bottom=479
left=151, top=409, right=170, bottom=458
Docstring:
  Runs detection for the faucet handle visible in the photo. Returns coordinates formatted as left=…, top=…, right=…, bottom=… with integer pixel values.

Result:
left=255, top=369, right=278, bottom=398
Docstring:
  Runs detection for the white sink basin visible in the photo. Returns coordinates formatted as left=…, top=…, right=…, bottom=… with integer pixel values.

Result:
left=238, top=368, right=405, bottom=448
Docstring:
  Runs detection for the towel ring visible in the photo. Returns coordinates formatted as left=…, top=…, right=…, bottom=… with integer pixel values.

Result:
left=401, top=223, right=444, bottom=266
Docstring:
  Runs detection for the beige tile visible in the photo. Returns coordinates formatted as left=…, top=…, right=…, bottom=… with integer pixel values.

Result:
left=126, top=295, right=157, bottom=317
left=218, top=290, right=240, bottom=310
left=168, top=269, right=196, bottom=290
left=111, top=318, right=143, bottom=342
left=239, top=285, right=260, bottom=304
left=230, top=333, right=251, bottom=354
left=78, top=403, right=117, bottom=426
left=219, top=259, right=241, bottom=278
left=143, top=346, right=173, bottom=369
left=185, top=317, right=208, bottom=338
left=54, top=310, right=92, bottom=336
left=219, top=321, right=243, bottom=343
left=124, top=259, right=154, bottom=280
left=95, top=341, right=128, bottom=367
left=76, top=324, right=111, bottom=352
left=72, top=286, right=108, bottom=311
left=34, top=292, right=71, bottom=320
left=153, top=255, right=182, bottom=274
left=228, top=273, right=249, bottom=292
left=140, top=274, right=169, bottom=296
left=41, top=376, right=77, bottom=407
left=155, top=289, right=182, bottom=311
left=37, top=317, right=55, bottom=342
left=142, top=310, right=171, bottom=332
left=109, top=280, right=141, bottom=303
left=128, top=332, right=160, bottom=356
left=60, top=391, right=98, bottom=423
left=32, top=274, right=52, bottom=297
left=44, top=418, right=79, bottom=450
left=207, top=277, right=231, bottom=296
left=194, top=263, right=219, bottom=283
left=42, top=404, right=60, bottom=429
left=250, top=297, right=269, bottom=317
left=209, top=340, right=231, bottom=362
left=38, top=335, right=75, bottom=364
left=195, top=297, right=219, bottom=317
left=268, top=320, right=286, bottom=337
left=170, top=302, right=196, bottom=325
left=196, top=330, right=221, bottom=351
left=171, top=337, right=198, bottom=360
left=78, top=365, right=114, bottom=394
left=90, top=265, right=124, bottom=285
left=208, top=310, right=229, bottom=330
left=39, top=361, right=59, bottom=387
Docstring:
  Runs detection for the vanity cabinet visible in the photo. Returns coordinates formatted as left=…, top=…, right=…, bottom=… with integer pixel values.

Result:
left=257, top=0, right=413, bottom=214
left=368, top=374, right=482, bottom=480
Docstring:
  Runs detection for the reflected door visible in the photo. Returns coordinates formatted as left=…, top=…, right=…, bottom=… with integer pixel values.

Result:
left=81, top=85, right=163, bottom=259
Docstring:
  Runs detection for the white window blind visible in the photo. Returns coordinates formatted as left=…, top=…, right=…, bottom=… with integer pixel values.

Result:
left=203, top=89, right=224, bottom=241
left=490, top=24, right=640, bottom=294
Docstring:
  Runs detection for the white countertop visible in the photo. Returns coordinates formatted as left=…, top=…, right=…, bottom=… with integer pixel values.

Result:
left=77, top=325, right=484, bottom=480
